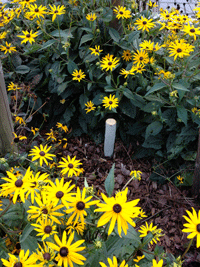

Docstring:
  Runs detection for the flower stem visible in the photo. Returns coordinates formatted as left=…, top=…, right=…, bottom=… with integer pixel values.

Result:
left=181, top=238, right=194, bottom=259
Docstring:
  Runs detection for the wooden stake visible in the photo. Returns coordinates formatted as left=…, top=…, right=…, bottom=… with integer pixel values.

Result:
left=104, top=118, right=116, bottom=157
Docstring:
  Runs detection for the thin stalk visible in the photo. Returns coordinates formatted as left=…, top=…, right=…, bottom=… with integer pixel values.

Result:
left=181, top=238, right=193, bottom=259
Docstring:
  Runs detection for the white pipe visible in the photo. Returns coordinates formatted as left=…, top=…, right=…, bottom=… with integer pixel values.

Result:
left=104, top=118, right=116, bottom=157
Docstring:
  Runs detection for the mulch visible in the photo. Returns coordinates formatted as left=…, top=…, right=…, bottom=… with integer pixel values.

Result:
left=61, top=134, right=200, bottom=265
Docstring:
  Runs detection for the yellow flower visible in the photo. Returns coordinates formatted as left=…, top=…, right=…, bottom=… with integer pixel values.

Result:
left=12, top=132, right=27, bottom=144
left=182, top=23, right=200, bottom=40
left=34, top=242, right=55, bottom=267
left=102, top=94, right=119, bottom=110
left=85, top=101, right=96, bottom=113
left=47, top=231, right=86, bottom=267
left=89, top=45, right=103, bottom=56
left=1, top=249, right=37, bottom=267
left=177, top=175, right=184, bottom=184
left=100, top=54, right=120, bottom=72
left=139, top=40, right=154, bottom=52
left=60, top=99, right=66, bottom=104
left=15, top=116, right=26, bottom=125
left=72, top=69, right=86, bottom=82
left=46, top=128, right=57, bottom=142
left=170, top=90, right=178, bottom=98
left=31, top=217, right=58, bottom=241
left=7, top=82, right=21, bottom=91
left=28, top=144, right=56, bottom=166
left=86, top=13, right=97, bottom=21
left=95, top=188, right=140, bottom=236
left=31, top=127, right=39, bottom=136
left=17, top=30, right=39, bottom=44
left=0, top=31, right=7, bottom=39
left=58, top=138, right=68, bottom=149
left=133, top=50, right=149, bottom=65
left=113, top=5, right=132, bottom=19
left=182, top=207, right=200, bottom=247
left=48, top=4, right=66, bottom=22
left=151, top=259, right=163, bottom=267
left=56, top=122, right=68, bottom=133
left=147, top=1, right=158, bottom=8
left=120, top=68, right=130, bottom=78
left=0, top=42, right=16, bottom=54
left=138, top=222, right=164, bottom=245
left=58, top=155, right=82, bottom=177
left=168, top=39, right=194, bottom=60
left=135, top=16, right=155, bottom=32
left=130, top=170, right=142, bottom=181
left=66, top=221, right=86, bottom=236
left=28, top=4, right=47, bottom=19
left=66, top=187, right=99, bottom=225
left=122, top=50, right=132, bottom=61
left=99, top=256, right=128, bottom=267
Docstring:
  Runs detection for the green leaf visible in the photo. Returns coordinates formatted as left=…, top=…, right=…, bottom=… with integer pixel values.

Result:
left=119, top=98, right=136, bottom=119
left=177, top=106, right=188, bottom=126
left=20, top=235, right=38, bottom=253
left=37, top=39, right=56, bottom=51
left=108, top=27, right=120, bottom=43
left=145, top=121, right=163, bottom=139
left=101, top=7, right=113, bottom=22
left=15, top=65, right=30, bottom=74
left=20, top=223, right=34, bottom=243
left=57, top=81, right=69, bottom=95
left=143, top=136, right=163, bottom=150
left=172, top=83, right=189, bottom=91
left=79, top=34, right=93, bottom=46
left=67, top=60, right=78, bottom=74
left=123, top=88, right=134, bottom=99
left=145, top=82, right=166, bottom=96
left=104, top=163, right=115, bottom=197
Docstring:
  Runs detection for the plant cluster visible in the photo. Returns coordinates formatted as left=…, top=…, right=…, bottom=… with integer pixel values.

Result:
left=1, top=0, right=200, bottom=165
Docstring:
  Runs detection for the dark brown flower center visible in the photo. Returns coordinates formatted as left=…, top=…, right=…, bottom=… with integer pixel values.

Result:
left=44, top=225, right=52, bottom=233
left=109, top=101, right=113, bottom=105
left=39, top=151, right=45, bottom=156
left=26, top=34, right=30, bottom=38
left=77, top=75, right=80, bottom=78
left=76, top=201, right=85, bottom=210
left=139, top=57, right=143, bottom=60
left=14, top=263, right=22, bottom=267
left=143, top=21, right=147, bottom=25
left=56, top=191, right=64, bottom=198
left=14, top=137, right=19, bottom=143
left=54, top=10, right=58, bottom=13
left=108, top=62, right=112, bottom=66
left=43, top=252, right=51, bottom=260
left=113, top=204, right=122, bottom=213
left=6, top=46, right=10, bottom=49
left=90, top=18, right=94, bottom=21
left=35, top=8, right=39, bottom=12
left=119, top=11, right=123, bottom=14
left=197, top=224, right=200, bottom=232
left=60, top=247, right=68, bottom=257
left=166, top=15, right=169, bottom=18
left=42, top=208, right=48, bottom=214
left=68, top=163, right=74, bottom=168
left=30, top=181, right=37, bottom=188
left=177, top=48, right=182, bottom=53
left=190, top=29, right=195, bottom=33
left=15, top=179, right=23, bottom=187
left=95, top=49, right=99, bottom=53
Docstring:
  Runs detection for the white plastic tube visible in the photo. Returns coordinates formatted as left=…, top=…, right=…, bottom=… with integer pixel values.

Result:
left=104, top=118, right=116, bottom=157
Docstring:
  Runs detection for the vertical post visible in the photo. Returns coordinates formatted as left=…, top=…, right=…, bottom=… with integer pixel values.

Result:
left=0, top=60, right=16, bottom=155
left=192, top=128, right=200, bottom=198
left=104, top=118, right=116, bottom=157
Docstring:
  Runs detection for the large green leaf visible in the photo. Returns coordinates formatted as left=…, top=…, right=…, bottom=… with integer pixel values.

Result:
left=15, top=65, right=30, bottom=74
left=119, top=98, right=136, bottom=119
left=57, top=81, right=69, bottom=95
left=172, top=83, right=189, bottom=91
left=67, top=60, right=78, bottom=74
left=20, top=223, right=35, bottom=243
left=79, top=34, right=93, bottom=46
left=145, top=82, right=166, bottom=96
left=108, top=27, right=120, bottom=43
left=104, top=163, right=115, bottom=197
left=38, top=39, right=56, bottom=51
left=145, top=121, right=163, bottom=139
left=177, top=106, right=188, bottom=126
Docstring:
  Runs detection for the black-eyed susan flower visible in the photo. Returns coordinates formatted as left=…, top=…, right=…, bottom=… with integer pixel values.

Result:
left=48, top=4, right=66, bottom=22
left=0, top=42, right=16, bottom=54
left=182, top=207, right=200, bottom=247
left=182, top=23, right=200, bottom=40
left=58, top=138, right=68, bottom=149
left=102, top=94, right=119, bottom=110
left=27, top=194, right=64, bottom=224
left=133, top=50, right=149, bottom=65
left=15, top=116, right=26, bottom=125
left=177, top=175, right=184, bottom=184
left=0, top=31, right=7, bottom=39
left=133, top=252, right=145, bottom=263
left=85, top=101, right=96, bottom=113
left=66, top=187, right=99, bottom=225
left=139, top=40, right=154, bottom=52
left=135, top=16, right=155, bottom=32
left=100, top=54, right=120, bottom=72
left=8, top=77, right=17, bottom=90
left=47, top=231, right=86, bottom=267
left=46, top=129, right=57, bottom=142
left=28, top=144, right=56, bottom=166
left=151, top=259, right=163, bottom=267
left=31, top=217, right=58, bottom=241
left=45, top=178, right=75, bottom=207
left=56, top=122, right=68, bottom=133
left=1, top=249, right=37, bottom=267
left=34, top=241, right=55, bottom=267
left=122, top=50, right=132, bottom=61
left=72, top=69, right=86, bottom=82
left=147, top=1, right=158, bottom=8
left=31, top=127, right=39, bottom=136
left=120, top=68, right=130, bottom=78
left=66, top=221, right=86, bottom=236
left=168, top=39, right=194, bottom=60
left=130, top=170, right=142, bottom=181
left=28, top=4, right=47, bottom=18
left=133, top=64, right=146, bottom=74
left=95, top=188, right=140, bottom=236
left=25, top=171, right=49, bottom=203
left=17, top=30, right=39, bottom=44
left=86, top=13, right=97, bottom=21
left=89, top=45, right=103, bottom=56
left=58, top=155, right=82, bottom=177
left=138, top=222, right=164, bottom=245
left=113, top=5, right=132, bottom=19
left=99, top=256, right=128, bottom=267
left=0, top=167, right=32, bottom=204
